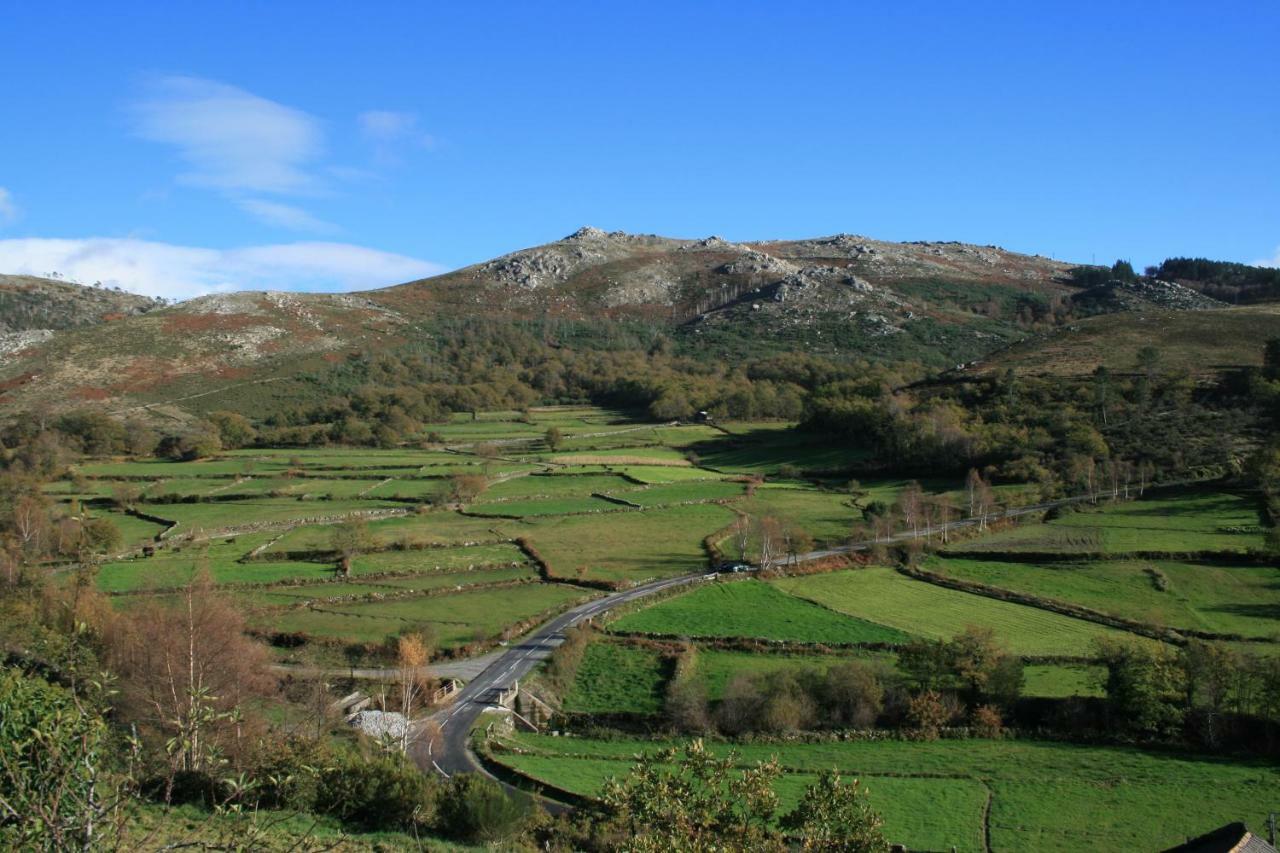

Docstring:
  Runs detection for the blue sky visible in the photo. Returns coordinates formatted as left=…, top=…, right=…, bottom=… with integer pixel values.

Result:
left=0, top=1, right=1276, bottom=298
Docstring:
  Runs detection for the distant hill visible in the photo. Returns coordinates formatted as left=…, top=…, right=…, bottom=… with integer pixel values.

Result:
left=966, top=303, right=1280, bottom=378
left=1153, top=257, right=1280, bottom=305
left=4, top=229, right=1275, bottom=419
left=0, top=274, right=164, bottom=333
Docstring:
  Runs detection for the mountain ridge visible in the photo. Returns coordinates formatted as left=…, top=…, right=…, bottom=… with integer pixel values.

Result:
left=1, top=229, right=1272, bottom=421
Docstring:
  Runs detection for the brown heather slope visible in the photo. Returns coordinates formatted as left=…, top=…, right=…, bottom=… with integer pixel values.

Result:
left=965, top=303, right=1280, bottom=378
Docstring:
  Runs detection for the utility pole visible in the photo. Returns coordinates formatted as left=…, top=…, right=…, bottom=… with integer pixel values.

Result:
left=1268, top=811, right=1276, bottom=846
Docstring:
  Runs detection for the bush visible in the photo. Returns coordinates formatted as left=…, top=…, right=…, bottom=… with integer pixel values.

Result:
left=315, top=749, right=439, bottom=830
left=438, top=774, right=531, bottom=844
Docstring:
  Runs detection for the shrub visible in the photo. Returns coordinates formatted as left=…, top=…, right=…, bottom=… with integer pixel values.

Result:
left=438, top=774, right=531, bottom=844
left=906, top=690, right=951, bottom=740
left=315, top=750, right=439, bottom=830
left=970, top=704, right=1004, bottom=738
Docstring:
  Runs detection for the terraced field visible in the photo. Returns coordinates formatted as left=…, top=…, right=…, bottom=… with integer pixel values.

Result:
left=773, top=568, right=1142, bottom=656
left=954, top=490, right=1267, bottom=555
left=927, top=556, right=1280, bottom=639
left=611, top=579, right=909, bottom=644
left=490, top=734, right=1280, bottom=852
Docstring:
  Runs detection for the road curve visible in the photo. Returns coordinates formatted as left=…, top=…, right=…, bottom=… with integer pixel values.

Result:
left=411, top=571, right=706, bottom=781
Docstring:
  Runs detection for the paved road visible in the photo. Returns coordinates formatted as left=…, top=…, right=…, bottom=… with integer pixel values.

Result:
left=411, top=571, right=707, bottom=781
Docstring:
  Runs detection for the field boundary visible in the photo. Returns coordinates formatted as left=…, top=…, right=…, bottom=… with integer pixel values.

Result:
left=897, top=563, right=1273, bottom=646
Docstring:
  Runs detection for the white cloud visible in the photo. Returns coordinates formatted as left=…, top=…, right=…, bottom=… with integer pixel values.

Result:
left=0, top=188, right=19, bottom=226
left=133, top=76, right=324, bottom=195
left=1254, top=246, right=1280, bottom=268
left=358, top=110, right=436, bottom=163
left=0, top=237, right=442, bottom=300
left=237, top=199, right=339, bottom=234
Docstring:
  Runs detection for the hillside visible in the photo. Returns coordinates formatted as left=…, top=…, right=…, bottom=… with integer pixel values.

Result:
left=5, top=229, right=1273, bottom=419
left=0, top=274, right=164, bottom=359
left=966, top=303, right=1280, bottom=377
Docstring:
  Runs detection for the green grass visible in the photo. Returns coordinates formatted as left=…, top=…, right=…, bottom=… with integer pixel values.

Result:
left=687, top=429, right=870, bottom=475
left=93, top=508, right=169, bottom=548
left=773, top=568, right=1146, bottom=656
left=610, top=480, right=745, bottom=507
left=1022, top=664, right=1105, bottom=698
left=245, top=566, right=537, bottom=604
left=551, top=447, right=691, bottom=465
left=615, top=465, right=725, bottom=484
left=694, top=648, right=896, bottom=699
left=493, top=733, right=1280, bottom=852
left=563, top=641, right=670, bottom=715
left=348, top=543, right=529, bottom=575
left=369, top=565, right=537, bottom=591
left=262, top=511, right=512, bottom=554
left=479, top=473, right=636, bottom=501
left=960, top=491, right=1267, bottom=555
left=135, top=498, right=403, bottom=530
left=97, top=532, right=275, bottom=591
left=497, top=750, right=985, bottom=851
left=258, top=582, right=591, bottom=647
left=927, top=556, right=1280, bottom=639
left=517, top=502, right=736, bottom=583
left=466, top=496, right=622, bottom=517
left=611, top=580, right=909, bottom=644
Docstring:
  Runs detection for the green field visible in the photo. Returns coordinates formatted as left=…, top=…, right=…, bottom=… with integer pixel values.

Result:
left=614, top=465, right=725, bottom=484
left=957, top=491, right=1267, bottom=555
left=466, top=496, right=621, bottom=517
left=563, top=641, right=670, bottom=715
left=773, top=568, right=1145, bottom=656
left=133, top=498, right=404, bottom=530
left=478, top=473, right=635, bottom=501
left=611, top=580, right=909, bottom=644
left=347, top=543, right=529, bottom=575
left=928, top=556, right=1280, bottom=639
left=607, top=480, right=744, bottom=507
left=258, top=582, right=591, bottom=647
left=490, top=733, right=1280, bottom=852
left=517, top=502, right=736, bottom=583
left=262, top=511, right=512, bottom=553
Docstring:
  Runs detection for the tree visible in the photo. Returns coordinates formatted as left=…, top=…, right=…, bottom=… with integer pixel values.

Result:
left=732, top=514, right=751, bottom=562
left=0, top=668, right=123, bottom=851
left=757, top=515, right=784, bottom=573
left=780, top=770, right=890, bottom=852
left=207, top=411, right=257, bottom=449
left=395, top=632, right=435, bottom=754
left=1111, top=259, right=1137, bottom=282
left=331, top=517, right=371, bottom=577
left=544, top=426, right=564, bottom=452
left=449, top=473, right=488, bottom=503
left=599, top=740, right=782, bottom=852
left=820, top=662, right=883, bottom=728
left=905, top=690, right=951, bottom=740
left=111, top=572, right=271, bottom=790
left=1094, top=637, right=1184, bottom=738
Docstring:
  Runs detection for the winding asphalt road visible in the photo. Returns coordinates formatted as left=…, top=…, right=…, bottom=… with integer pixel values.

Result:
left=410, top=572, right=705, bottom=780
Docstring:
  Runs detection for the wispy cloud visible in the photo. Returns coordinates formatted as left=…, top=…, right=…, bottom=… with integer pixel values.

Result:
left=358, top=110, right=437, bottom=164
left=237, top=199, right=340, bottom=234
left=0, top=188, right=19, bottom=226
left=0, top=237, right=442, bottom=300
left=134, top=76, right=324, bottom=195
left=1255, top=246, right=1280, bottom=268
